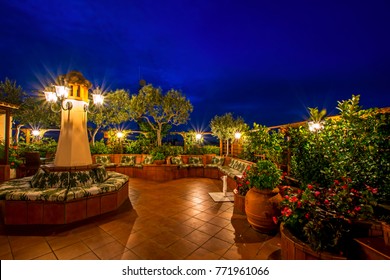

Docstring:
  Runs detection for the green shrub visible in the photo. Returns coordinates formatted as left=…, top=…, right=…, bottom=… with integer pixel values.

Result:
left=289, top=95, right=390, bottom=203
left=90, top=140, right=112, bottom=154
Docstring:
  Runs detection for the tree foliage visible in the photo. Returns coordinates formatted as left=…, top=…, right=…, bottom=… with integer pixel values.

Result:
left=210, top=112, right=247, bottom=155
left=290, top=95, right=390, bottom=202
left=88, top=89, right=132, bottom=144
left=12, top=96, right=60, bottom=144
left=129, top=84, right=193, bottom=146
left=0, top=78, right=25, bottom=105
left=241, top=123, right=285, bottom=165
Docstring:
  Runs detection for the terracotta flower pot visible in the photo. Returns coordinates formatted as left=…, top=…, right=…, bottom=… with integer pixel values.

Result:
left=234, top=191, right=246, bottom=214
left=245, top=187, right=281, bottom=234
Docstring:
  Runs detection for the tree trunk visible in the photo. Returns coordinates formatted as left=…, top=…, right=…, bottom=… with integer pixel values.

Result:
left=156, top=123, right=163, bottom=146
left=91, top=126, right=101, bottom=145
left=226, top=139, right=229, bottom=156
left=14, top=124, right=23, bottom=145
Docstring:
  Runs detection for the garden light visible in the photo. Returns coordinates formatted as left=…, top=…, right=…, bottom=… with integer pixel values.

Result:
left=31, top=129, right=40, bottom=137
left=308, top=121, right=324, bottom=132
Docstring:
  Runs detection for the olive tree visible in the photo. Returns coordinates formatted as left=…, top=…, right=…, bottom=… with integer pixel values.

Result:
left=210, top=112, right=247, bottom=156
left=12, top=96, right=60, bottom=144
left=129, top=84, right=193, bottom=146
left=0, top=78, right=25, bottom=105
left=88, top=89, right=132, bottom=144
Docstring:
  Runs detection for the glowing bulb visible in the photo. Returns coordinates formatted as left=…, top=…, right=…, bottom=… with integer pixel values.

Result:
left=116, top=131, right=124, bottom=139
left=55, top=86, right=70, bottom=98
left=92, top=94, right=104, bottom=105
left=32, top=129, right=40, bottom=137
left=44, top=91, right=58, bottom=103
left=308, top=121, right=324, bottom=132
left=195, top=133, right=202, bottom=141
left=235, top=132, right=242, bottom=139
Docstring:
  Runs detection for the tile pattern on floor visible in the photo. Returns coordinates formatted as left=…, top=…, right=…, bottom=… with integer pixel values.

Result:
left=0, top=177, right=281, bottom=260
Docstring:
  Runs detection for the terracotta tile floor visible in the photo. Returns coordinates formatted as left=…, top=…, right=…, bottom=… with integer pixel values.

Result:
left=0, top=177, right=281, bottom=260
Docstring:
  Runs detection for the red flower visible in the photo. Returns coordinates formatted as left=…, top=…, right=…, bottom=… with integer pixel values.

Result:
left=281, top=207, right=292, bottom=217
left=334, top=180, right=340, bottom=185
left=289, top=196, right=298, bottom=203
left=314, top=191, right=320, bottom=197
left=354, top=206, right=361, bottom=212
left=305, top=213, right=310, bottom=219
left=272, top=216, right=278, bottom=224
left=307, top=184, right=313, bottom=190
left=324, top=199, right=329, bottom=205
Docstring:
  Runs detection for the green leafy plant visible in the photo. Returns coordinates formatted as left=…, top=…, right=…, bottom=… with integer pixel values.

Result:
left=240, top=123, right=285, bottom=165
left=90, top=139, right=113, bottom=154
left=289, top=95, right=390, bottom=203
left=278, top=177, right=377, bottom=254
left=234, top=167, right=251, bottom=196
left=246, top=160, right=282, bottom=190
left=151, top=152, right=165, bottom=161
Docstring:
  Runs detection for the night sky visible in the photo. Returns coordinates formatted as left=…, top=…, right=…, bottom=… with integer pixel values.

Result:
left=1, top=0, right=389, bottom=131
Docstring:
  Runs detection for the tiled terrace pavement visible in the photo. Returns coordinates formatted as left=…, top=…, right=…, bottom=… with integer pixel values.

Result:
left=0, top=177, right=281, bottom=260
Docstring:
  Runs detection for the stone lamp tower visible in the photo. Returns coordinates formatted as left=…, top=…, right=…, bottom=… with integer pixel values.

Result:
left=46, top=71, right=97, bottom=167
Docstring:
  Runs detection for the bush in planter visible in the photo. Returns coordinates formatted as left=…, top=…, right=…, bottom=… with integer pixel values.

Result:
left=90, top=139, right=113, bottom=155
left=246, top=160, right=282, bottom=190
left=278, top=177, right=377, bottom=254
left=289, top=95, right=390, bottom=203
left=240, top=123, right=286, bottom=166
left=151, top=151, right=165, bottom=163
left=245, top=160, right=283, bottom=233
left=234, top=167, right=251, bottom=196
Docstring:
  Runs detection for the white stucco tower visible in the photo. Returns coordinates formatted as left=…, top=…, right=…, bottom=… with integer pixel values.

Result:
left=53, top=71, right=92, bottom=167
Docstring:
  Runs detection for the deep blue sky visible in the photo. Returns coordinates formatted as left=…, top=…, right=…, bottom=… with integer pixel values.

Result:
left=1, top=0, right=389, bottom=131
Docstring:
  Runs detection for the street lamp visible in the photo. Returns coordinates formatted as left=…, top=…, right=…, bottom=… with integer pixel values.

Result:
left=44, top=85, right=104, bottom=112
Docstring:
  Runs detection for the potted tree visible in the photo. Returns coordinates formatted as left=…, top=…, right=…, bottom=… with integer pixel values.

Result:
left=244, top=159, right=282, bottom=234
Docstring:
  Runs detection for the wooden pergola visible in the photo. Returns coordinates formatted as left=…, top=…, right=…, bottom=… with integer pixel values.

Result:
left=0, top=101, right=19, bottom=181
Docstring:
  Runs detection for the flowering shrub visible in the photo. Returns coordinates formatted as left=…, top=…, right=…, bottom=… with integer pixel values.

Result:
left=278, top=177, right=377, bottom=254
left=234, top=167, right=251, bottom=196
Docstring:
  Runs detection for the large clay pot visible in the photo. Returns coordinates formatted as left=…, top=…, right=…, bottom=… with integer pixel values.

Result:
left=245, top=187, right=281, bottom=234
left=233, top=191, right=246, bottom=214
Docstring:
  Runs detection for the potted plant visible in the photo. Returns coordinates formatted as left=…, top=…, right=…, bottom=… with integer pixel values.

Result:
left=233, top=167, right=251, bottom=213
left=152, top=152, right=166, bottom=165
left=278, top=177, right=377, bottom=259
left=244, top=159, right=282, bottom=234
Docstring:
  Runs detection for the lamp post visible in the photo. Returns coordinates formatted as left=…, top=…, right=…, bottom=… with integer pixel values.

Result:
left=44, top=71, right=104, bottom=167
left=116, top=131, right=124, bottom=154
